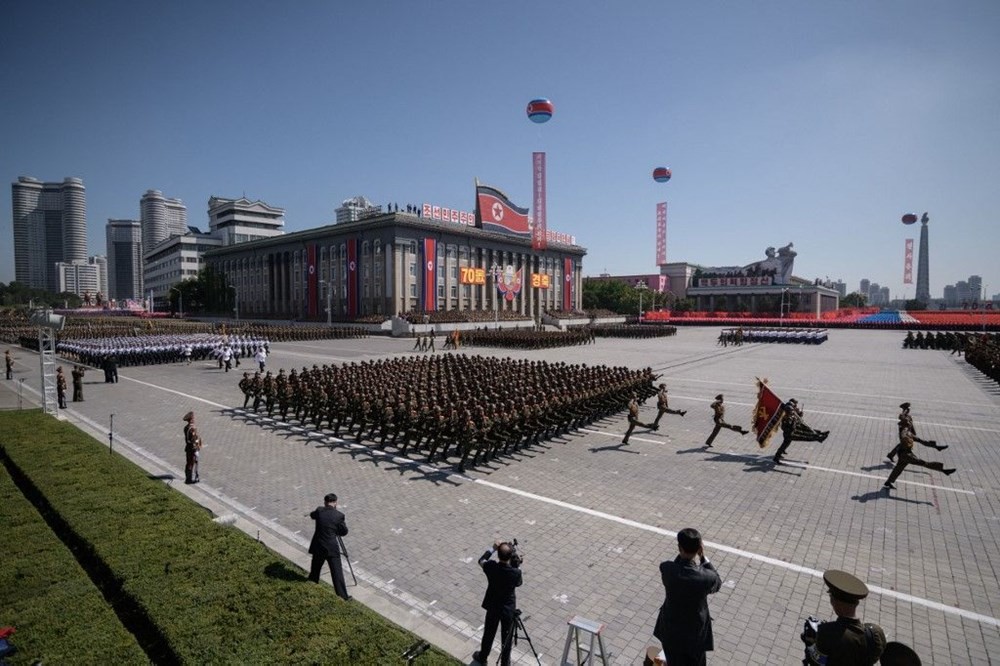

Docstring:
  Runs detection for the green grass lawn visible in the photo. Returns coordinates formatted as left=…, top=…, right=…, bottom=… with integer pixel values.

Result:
left=0, top=409, right=459, bottom=665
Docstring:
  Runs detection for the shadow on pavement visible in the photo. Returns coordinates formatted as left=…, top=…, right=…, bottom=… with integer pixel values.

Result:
left=851, top=489, right=933, bottom=505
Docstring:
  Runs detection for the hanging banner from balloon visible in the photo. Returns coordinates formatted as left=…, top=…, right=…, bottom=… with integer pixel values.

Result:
left=532, top=152, right=547, bottom=251
left=903, top=238, right=914, bottom=285
left=656, top=202, right=667, bottom=265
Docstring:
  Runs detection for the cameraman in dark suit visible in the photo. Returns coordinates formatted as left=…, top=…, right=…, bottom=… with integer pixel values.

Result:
left=308, top=493, right=350, bottom=600
left=473, top=541, right=522, bottom=666
left=653, top=528, right=722, bottom=666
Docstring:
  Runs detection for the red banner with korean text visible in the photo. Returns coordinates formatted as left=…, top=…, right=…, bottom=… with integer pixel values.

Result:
left=656, top=202, right=667, bottom=265
left=306, top=244, right=318, bottom=318
left=753, top=379, right=787, bottom=449
left=422, top=238, right=437, bottom=311
left=563, top=257, right=574, bottom=311
left=903, top=239, right=913, bottom=284
left=346, top=239, right=358, bottom=318
left=532, top=152, right=547, bottom=250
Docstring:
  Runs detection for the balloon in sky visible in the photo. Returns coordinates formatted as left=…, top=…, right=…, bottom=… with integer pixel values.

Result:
left=526, top=98, right=554, bottom=123
left=901, top=213, right=917, bottom=225
left=652, top=167, right=672, bottom=183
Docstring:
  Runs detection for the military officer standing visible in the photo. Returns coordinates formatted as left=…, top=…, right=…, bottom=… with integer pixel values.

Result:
left=56, top=366, right=67, bottom=409
left=803, top=570, right=886, bottom=665
left=704, top=394, right=749, bottom=447
left=651, top=383, right=687, bottom=428
left=4, top=350, right=13, bottom=380
left=71, top=366, right=86, bottom=402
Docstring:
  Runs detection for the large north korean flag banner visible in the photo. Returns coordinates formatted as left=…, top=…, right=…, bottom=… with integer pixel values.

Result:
left=563, top=257, right=574, bottom=311
left=476, top=183, right=531, bottom=237
left=422, top=238, right=437, bottom=311
left=346, top=239, right=359, bottom=318
left=306, top=244, right=318, bottom=318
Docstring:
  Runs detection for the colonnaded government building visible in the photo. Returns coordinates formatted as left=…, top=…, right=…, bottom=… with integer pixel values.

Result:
left=204, top=186, right=586, bottom=320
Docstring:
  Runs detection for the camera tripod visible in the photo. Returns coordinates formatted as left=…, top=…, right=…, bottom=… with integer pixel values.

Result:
left=498, top=609, right=541, bottom=666
left=337, top=534, right=357, bottom=585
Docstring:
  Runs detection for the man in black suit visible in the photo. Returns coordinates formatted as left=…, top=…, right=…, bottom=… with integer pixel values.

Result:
left=308, top=493, right=350, bottom=600
left=473, top=541, right=523, bottom=666
left=653, top=528, right=722, bottom=666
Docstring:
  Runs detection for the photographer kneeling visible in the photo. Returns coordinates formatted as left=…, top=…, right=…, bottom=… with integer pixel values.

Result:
left=473, top=541, right=522, bottom=666
left=802, top=570, right=885, bottom=665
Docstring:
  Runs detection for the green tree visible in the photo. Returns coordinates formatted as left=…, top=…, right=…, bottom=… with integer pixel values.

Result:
left=840, top=292, right=867, bottom=308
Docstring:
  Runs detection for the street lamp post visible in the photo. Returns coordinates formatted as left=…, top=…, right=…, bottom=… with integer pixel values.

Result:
left=780, top=288, right=789, bottom=325
left=635, top=280, right=649, bottom=321
left=227, top=284, right=239, bottom=322
left=169, top=286, right=182, bottom=318
left=320, top=280, right=332, bottom=326
left=491, top=262, right=501, bottom=327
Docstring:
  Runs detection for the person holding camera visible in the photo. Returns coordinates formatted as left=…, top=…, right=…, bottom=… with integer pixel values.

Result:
left=308, top=493, right=350, bottom=600
left=473, top=541, right=522, bottom=666
left=653, top=528, right=722, bottom=666
left=802, top=570, right=885, bottom=665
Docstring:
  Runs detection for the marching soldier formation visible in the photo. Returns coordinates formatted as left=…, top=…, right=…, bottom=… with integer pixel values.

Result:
left=236, top=354, right=660, bottom=472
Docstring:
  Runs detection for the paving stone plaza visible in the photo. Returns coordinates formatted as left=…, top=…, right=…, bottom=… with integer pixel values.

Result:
left=3, top=327, right=999, bottom=665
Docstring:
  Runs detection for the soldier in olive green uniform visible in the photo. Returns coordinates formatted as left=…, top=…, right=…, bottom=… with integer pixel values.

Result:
left=884, top=428, right=956, bottom=491
left=803, top=570, right=886, bottom=665
left=886, top=402, right=947, bottom=462
left=622, top=395, right=656, bottom=444
left=704, top=394, right=749, bottom=447
left=651, top=383, right=687, bottom=428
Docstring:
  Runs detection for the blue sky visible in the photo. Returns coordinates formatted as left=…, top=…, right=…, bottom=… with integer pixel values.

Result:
left=2, top=1, right=998, bottom=300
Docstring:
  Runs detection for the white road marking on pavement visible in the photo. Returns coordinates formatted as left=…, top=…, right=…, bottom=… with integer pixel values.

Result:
left=49, top=375, right=996, bottom=630
left=580, top=428, right=973, bottom=494
left=471, top=477, right=1000, bottom=629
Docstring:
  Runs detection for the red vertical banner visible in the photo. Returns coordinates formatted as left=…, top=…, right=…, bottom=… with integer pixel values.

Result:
left=306, top=244, right=318, bottom=317
left=346, top=239, right=358, bottom=317
left=423, top=238, right=437, bottom=311
left=532, top=152, right=547, bottom=250
left=563, top=257, right=574, bottom=311
left=655, top=202, right=667, bottom=265
left=903, top=238, right=914, bottom=284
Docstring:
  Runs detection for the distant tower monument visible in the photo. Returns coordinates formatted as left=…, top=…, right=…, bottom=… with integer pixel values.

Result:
left=915, top=212, right=930, bottom=303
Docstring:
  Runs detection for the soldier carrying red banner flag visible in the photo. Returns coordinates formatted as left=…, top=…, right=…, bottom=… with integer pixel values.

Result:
left=772, top=398, right=829, bottom=464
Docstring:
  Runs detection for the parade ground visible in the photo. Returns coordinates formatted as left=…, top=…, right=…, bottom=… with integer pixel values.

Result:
left=3, top=327, right=999, bottom=665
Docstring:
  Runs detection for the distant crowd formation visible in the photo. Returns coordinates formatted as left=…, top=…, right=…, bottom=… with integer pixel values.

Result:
left=718, top=327, right=828, bottom=346
left=904, top=330, right=1000, bottom=386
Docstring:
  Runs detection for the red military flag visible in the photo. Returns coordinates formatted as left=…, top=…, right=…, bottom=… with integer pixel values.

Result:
left=752, top=378, right=787, bottom=449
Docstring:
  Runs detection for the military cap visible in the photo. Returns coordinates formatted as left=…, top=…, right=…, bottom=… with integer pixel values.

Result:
left=659, top=383, right=666, bottom=389
left=880, top=641, right=921, bottom=665
left=182, top=411, right=195, bottom=422
left=823, top=569, right=868, bottom=604
left=788, top=398, right=798, bottom=405
left=715, top=394, right=724, bottom=400
left=899, top=402, right=911, bottom=410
